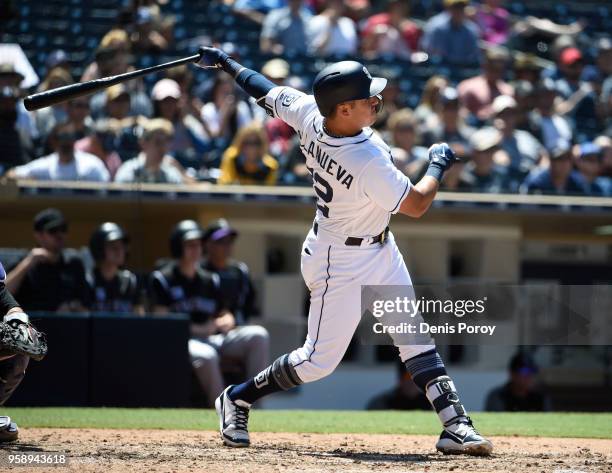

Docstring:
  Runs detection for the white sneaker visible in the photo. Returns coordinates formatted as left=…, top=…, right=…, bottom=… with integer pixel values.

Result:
left=215, top=385, right=251, bottom=447
left=436, top=417, right=493, bottom=456
left=0, top=416, right=18, bottom=442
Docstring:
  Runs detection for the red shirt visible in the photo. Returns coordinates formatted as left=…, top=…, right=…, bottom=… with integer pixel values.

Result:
left=362, top=13, right=422, bottom=51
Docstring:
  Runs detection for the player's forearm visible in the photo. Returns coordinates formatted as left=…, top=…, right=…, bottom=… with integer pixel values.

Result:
left=399, top=176, right=439, bottom=218
left=217, top=56, right=276, bottom=106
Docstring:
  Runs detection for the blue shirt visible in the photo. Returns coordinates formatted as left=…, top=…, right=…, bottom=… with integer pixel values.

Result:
left=421, top=12, right=481, bottom=65
left=261, top=7, right=312, bottom=53
left=522, top=168, right=588, bottom=195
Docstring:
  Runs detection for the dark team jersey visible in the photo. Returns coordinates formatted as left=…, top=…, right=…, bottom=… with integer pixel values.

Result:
left=0, top=261, right=19, bottom=313
left=86, top=268, right=141, bottom=313
left=149, top=261, right=221, bottom=321
left=201, top=258, right=258, bottom=323
left=9, top=249, right=89, bottom=312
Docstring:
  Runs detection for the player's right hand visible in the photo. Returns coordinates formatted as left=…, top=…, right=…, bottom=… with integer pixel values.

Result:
left=427, top=143, right=459, bottom=171
left=196, top=46, right=229, bottom=69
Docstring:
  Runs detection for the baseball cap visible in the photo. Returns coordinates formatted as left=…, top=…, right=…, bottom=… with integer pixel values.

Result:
left=262, top=59, right=290, bottom=80
left=492, top=95, right=517, bottom=115
left=509, top=353, right=538, bottom=375
left=444, top=0, right=468, bottom=7
left=33, top=208, right=68, bottom=232
left=203, top=219, right=238, bottom=242
left=106, top=84, right=130, bottom=101
left=579, top=142, right=601, bottom=159
left=440, top=87, right=459, bottom=105
left=152, top=78, right=181, bottom=101
left=46, top=50, right=69, bottom=70
left=470, top=127, right=501, bottom=152
left=560, top=47, right=583, bottom=65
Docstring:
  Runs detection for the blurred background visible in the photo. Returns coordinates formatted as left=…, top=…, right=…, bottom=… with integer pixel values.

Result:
left=0, top=0, right=610, bottom=413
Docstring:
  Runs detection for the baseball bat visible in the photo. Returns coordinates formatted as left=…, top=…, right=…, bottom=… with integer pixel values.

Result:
left=23, top=53, right=201, bottom=111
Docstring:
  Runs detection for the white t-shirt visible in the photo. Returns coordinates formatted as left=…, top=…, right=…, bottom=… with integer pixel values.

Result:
left=13, top=151, right=110, bottom=182
left=307, top=15, right=358, bottom=56
left=264, top=87, right=412, bottom=238
left=200, top=101, right=254, bottom=140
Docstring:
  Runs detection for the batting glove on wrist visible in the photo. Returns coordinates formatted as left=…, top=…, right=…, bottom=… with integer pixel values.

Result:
left=428, top=142, right=459, bottom=171
left=196, top=46, right=229, bottom=69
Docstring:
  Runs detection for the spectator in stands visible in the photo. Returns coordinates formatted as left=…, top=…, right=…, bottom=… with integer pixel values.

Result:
left=513, top=80, right=536, bottom=133
left=361, top=4, right=413, bottom=60
left=422, top=87, right=473, bottom=162
left=6, top=208, right=89, bottom=312
left=307, top=0, right=358, bottom=57
left=65, top=98, right=93, bottom=141
left=202, top=219, right=259, bottom=325
left=115, top=118, right=187, bottom=184
left=458, top=47, right=514, bottom=122
left=595, top=135, right=612, bottom=178
left=104, top=85, right=132, bottom=121
left=367, top=362, right=430, bottom=410
left=75, top=119, right=122, bottom=180
left=485, top=352, right=551, bottom=412
left=574, top=142, right=610, bottom=196
left=553, top=47, right=599, bottom=137
left=414, top=75, right=449, bottom=133
left=512, top=53, right=543, bottom=86
left=362, top=0, right=421, bottom=53
left=151, top=78, right=208, bottom=171
left=200, top=75, right=255, bottom=148
left=32, top=67, right=72, bottom=145
left=387, top=109, right=428, bottom=182
left=232, top=0, right=287, bottom=24
left=130, top=6, right=169, bottom=54
left=218, top=123, right=279, bottom=186
left=86, top=222, right=143, bottom=314
left=521, top=143, right=587, bottom=195
left=468, top=0, right=510, bottom=46
left=0, top=85, right=32, bottom=175
left=421, top=0, right=480, bottom=66
left=492, top=95, right=546, bottom=182
left=261, top=60, right=297, bottom=159
left=44, top=50, right=70, bottom=78
left=7, top=123, right=109, bottom=182
left=461, top=127, right=514, bottom=193
left=260, top=0, right=312, bottom=55
left=149, top=219, right=269, bottom=407
left=528, top=78, right=573, bottom=151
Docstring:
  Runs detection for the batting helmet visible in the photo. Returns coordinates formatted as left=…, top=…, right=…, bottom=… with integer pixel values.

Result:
left=313, top=61, right=387, bottom=117
left=89, top=222, right=129, bottom=261
left=170, top=219, right=204, bottom=258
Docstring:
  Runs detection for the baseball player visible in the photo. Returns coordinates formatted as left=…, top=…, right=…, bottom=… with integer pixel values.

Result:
left=86, top=222, right=143, bottom=314
left=0, top=260, right=47, bottom=442
left=197, top=47, right=493, bottom=456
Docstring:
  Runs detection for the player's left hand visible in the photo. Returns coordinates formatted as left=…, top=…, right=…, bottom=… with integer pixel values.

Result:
left=428, top=142, right=460, bottom=171
left=196, top=46, right=229, bottom=69
left=0, top=312, right=47, bottom=361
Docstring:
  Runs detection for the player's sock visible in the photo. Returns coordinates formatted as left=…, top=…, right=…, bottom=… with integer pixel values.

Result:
left=228, top=354, right=303, bottom=405
left=405, top=349, right=468, bottom=426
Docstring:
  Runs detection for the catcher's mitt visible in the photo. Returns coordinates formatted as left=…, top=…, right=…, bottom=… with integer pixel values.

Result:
left=0, top=316, right=47, bottom=361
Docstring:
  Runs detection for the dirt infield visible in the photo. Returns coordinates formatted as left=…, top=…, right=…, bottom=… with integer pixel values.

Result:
left=2, top=429, right=611, bottom=473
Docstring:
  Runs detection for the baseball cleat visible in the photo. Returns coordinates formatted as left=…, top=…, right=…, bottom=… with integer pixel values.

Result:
left=215, top=385, right=251, bottom=447
left=0, top=416, right=18, bottom=442
left=436, top=417, right=493, bottom=456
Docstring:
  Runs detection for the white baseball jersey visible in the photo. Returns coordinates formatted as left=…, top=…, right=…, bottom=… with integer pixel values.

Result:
left=264, top=87, right=412, bottom=238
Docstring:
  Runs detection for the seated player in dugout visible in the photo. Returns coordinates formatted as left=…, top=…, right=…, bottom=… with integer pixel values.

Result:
left=86, top=222, right=144, bottom=314
left=196, top=46, right=493, bottom=456
left=201, top=219, right=258, bottom=325
left=6, top=208, right=89, bottom=313
left=148, top=220, right=269, bottom=407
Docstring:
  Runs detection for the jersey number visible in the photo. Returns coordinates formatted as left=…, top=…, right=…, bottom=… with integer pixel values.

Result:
left=313, top=171, right=333, bottom=218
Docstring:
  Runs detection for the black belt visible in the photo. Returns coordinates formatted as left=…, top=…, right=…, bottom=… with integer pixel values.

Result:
left=313, top=223, right=389, bottom=246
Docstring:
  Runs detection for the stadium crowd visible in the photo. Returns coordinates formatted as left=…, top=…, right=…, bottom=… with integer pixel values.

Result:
left=0, top=0, right=611, bottom=195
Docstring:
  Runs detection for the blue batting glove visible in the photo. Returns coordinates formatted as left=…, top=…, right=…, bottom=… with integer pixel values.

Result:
left=196, top=46, right=229, bottom=69
left=428, top=142, right=459, bottom=171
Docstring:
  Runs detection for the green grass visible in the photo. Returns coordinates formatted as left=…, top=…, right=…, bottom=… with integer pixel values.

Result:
left=3, top=409, right=611, bottom=439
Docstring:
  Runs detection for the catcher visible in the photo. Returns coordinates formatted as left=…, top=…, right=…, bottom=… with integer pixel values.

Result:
left=0, top=260, right=47, bottom=442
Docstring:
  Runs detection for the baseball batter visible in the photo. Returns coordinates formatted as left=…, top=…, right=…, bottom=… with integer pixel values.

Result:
left=197, top=47, right=493, bottom=456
